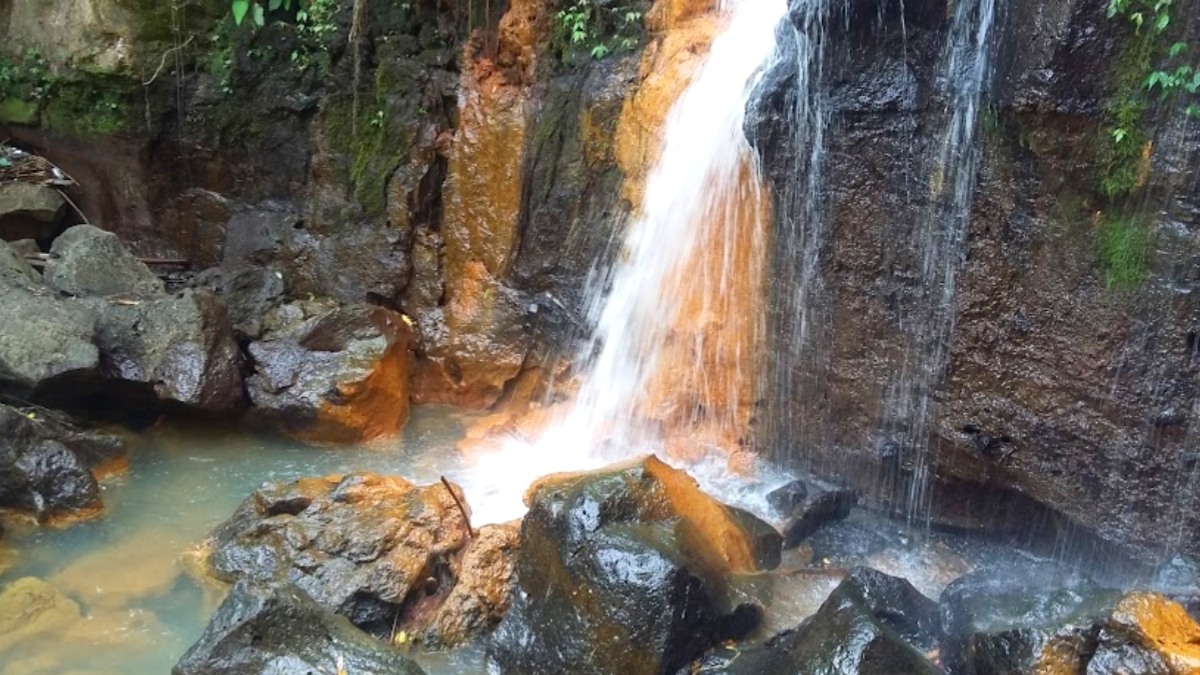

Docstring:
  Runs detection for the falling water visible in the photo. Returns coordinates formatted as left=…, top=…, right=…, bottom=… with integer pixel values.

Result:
left=883, top=0, right=999, bottom=529
left=461, top=0, right=789, bottom=523
left=756, top=0, right=836, bottom=471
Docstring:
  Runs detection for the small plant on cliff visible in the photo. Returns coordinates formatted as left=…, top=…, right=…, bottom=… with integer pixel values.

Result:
left=554, top=0, right=645, bottom=62
left=1103, top=0, right=1199, bottom=197
left=1099, top=213, right=1151, bottom=291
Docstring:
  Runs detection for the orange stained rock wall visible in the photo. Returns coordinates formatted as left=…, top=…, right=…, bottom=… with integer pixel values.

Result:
left=416, top=0, right=550, bottom=409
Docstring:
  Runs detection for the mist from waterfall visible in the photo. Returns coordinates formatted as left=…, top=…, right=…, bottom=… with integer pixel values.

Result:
left=459, top=0, right=788, bottom=524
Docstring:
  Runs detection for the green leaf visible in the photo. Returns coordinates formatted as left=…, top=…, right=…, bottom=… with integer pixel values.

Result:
left=1131, top=11, right=1144, bottom=28
left=1187, top=104, right=1200, bottom=117
left=1112, top=128, right=1128, bottom=143
left=1170, top=42, right=1188, bottom=58
left=1155, top=12, right=1170, bottom=32
left=269, top=0, right=282, bottom=10
left=0, top=157, right=11, bottom=168
left=232, top=0, right=250, bottom=25
left=253, top=2, right=265, bottom=25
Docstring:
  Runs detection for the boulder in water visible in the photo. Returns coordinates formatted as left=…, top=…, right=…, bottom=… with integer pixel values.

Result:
left=0, top=403, right=124, bottom=520
left=692, top=567, right=941, bottom=674
left=202, top=473, right=510, bottom=646
left=43, top=224, right=164, bottom=297
left=1087, top=592, right=1200, bottom=675
left=769, top=476, right=859, bottom=547
left=173, top=580, right=427, bottom=675
left=247, top=301, right=415, bottom=444
left=487, top=456, right=780, bottom=675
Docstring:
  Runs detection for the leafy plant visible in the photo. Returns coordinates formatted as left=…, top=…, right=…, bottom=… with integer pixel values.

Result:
left=553, top=1, right=645, bottom=62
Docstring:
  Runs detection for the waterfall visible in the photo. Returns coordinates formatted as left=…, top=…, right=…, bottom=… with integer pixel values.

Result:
left=460, top=0, right=789, bottom=523
left=883, top=0, right=999, bottom=529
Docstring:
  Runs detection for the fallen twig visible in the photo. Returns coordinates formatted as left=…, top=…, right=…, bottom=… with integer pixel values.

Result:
left=440, top=476, right=474, bottom=539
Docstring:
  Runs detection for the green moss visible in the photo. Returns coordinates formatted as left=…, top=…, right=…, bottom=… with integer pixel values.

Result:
left=41, top=77, right=134, bottom=137
left=0, top=98, right=38, bottom=125
left=1099, top=213, right=1151, bottom=291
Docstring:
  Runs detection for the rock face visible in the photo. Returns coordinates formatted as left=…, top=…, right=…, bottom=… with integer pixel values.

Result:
left=173, top=581, right=427, bottom=675
left=747, top=0, right=1200, bottom=559
left=487, top=456, right=780, bottom=675
left=692, top=567, right=942, bottom=674
left=0, top=183, right=65, bottom=241
left=247, top=302, right=415, bottom=444
left=202, top=473, right=512, bottom=647
left=0, top=403, right=125, bottom=520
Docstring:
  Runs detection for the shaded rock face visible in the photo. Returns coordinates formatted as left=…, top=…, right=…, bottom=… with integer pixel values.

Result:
left=203, top=473, right=514, bottom=647
left=173, top=580, right=427, bottom=675
left=487, top=456, right=779, bottom=675
left=692, top=567, right=942, bottom=674
left=748, top=0, right=1200, bottom=557
left=0, top=403, right=126, bottom=520
left=247, top=302, right=415, bottom=445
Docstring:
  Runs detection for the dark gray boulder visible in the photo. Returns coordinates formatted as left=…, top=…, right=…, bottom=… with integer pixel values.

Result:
left=487, top=456, right=777, bottom=675
left=0, top=238, right=39, bottom=285
left=192, top=266, right=286, bottom=340
left=43, top=224, right=164, bottom=297
left=0, top=281, right=99, bottom=396
left=0, top=403, right=125, bottom=519
left=173, top=580, right=426, bottom=675
left=88, top=289, right=244, bottom=412
left=692, top=567, right=941, bottom=675
left=769, top=476, right=860, bottom=548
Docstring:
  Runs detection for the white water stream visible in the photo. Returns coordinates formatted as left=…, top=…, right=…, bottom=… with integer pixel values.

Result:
left=456, top=0, right=789, bottom=524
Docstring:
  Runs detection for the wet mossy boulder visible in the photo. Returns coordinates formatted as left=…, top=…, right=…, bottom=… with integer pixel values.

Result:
left=692, top=566, right=941, bottom=674
left=768, top=476, right=859, bottom=548
left=202, top=473, right=513, bottom=646
left=173, top=580, right=427, bottom=675
left=487, top=456, right=781, bottom=675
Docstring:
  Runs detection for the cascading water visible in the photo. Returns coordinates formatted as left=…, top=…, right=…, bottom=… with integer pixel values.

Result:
left=459, top=0, right=789, bottom=523
left=881, top=0, right=998, bottom=529
left=755, top=0, right=836, bottom=473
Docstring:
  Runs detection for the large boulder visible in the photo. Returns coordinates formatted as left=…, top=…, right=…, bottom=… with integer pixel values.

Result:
left=487, top=456, right=780, bottom=675
left=201, top=473, right=511, bottom=646
left=192, top=266, right=286, bottom=341
left=247, top=302, right=415, bottom=444
left=173, top=581, right=427, bottom=675
left=0, top=183, right=65, bottom=242
left=0, top=403, right=125, bottom=520
left=1086, top=593, right=1200, bottom=675
left=87, top=289, right=244, bottom=412
left=0, top=281, right=99, bottom=396
left=43, top=224, right=164, bottom=297
left=0, top=238, right=39, bottom=285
